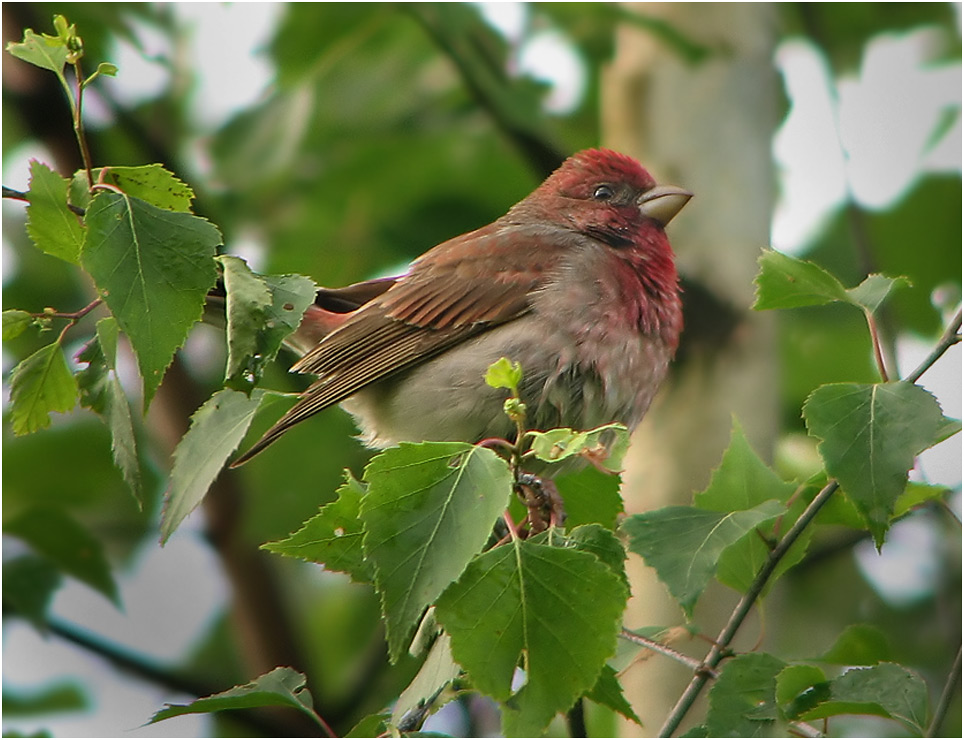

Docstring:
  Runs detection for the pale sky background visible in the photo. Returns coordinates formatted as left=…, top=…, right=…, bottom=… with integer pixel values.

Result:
left=2, top=4, right=961, bottom=737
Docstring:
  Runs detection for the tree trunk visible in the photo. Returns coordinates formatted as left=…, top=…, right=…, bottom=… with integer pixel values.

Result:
left=601, top=3, right=780, bottom=734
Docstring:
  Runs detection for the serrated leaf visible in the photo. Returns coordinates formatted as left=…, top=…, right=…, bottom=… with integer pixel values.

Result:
left=554, top=465, right=623, bottom=530
left=560, top=524, right=629, bottom=591
left=705, top=652, right=786, bottom=737
left=2, top=555, right=63, bottom=631
left=585, top=664, right=641, bottom=724
left=435, top=539, right=628, bottom=737
left=360, top=442, right=512, bottom=661
left=753, top=249, right=849, bottom=310
left=799, top=663, right=929, bottom=735
left=484, top=357, right=522, bottom=393
left=149, top=667, right=324, bottom=728
left=92, top=165, right=195, bottom=212
left=161, top=389, right=266, bottom=542
left=817, top=624, right=893, bottom=665
left=695, top=420, right=804, bottom=593
left=804, top=382, right=944, bottom=546
left=622, top=500, right=784, bottom=615
left=3, top=507, right=118, bottom=604
left=218, top=256, right=316, bottom=390
left=263, top=471, right=372, bottom=582
left=76, top=327, right=142, bottom=504
left=3, top=310, right=34, bottom=340
left=846, top=274, right=911, bottom=314
left=25, top=160, right=85, bottom=264
left=81, top=191, right=220, bottom=407
left=6, top=29, right=69, bottom=74
left=527, top=422, right=630, bottom=472
left=9, top=342, right=79, bottom=435
left=392, top=632, right=460, bottom=726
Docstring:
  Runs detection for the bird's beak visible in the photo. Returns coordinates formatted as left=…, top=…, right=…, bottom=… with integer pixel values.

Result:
left=637, top=185, right=693, bottom=227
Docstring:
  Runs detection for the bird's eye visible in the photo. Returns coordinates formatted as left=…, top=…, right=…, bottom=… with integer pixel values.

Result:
left=593, top=185, right=614, bottom=201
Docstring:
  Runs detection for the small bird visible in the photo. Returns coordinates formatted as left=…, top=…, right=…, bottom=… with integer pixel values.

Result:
left=232, top=149, right=690, bottom=466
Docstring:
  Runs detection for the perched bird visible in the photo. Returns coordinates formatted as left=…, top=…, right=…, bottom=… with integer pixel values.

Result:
left=232, top=149, right=690, bottom=466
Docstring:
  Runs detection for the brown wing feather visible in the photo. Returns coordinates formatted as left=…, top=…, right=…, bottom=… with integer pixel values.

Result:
left=232, top=222, right=570, bottom=465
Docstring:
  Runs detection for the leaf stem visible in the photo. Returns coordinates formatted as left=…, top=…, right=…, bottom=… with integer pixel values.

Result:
left=865, top=310, right=890, bottom=381
left=70, top=58, right=96, bottom=189
left=925, top=642, right=962, bottom=738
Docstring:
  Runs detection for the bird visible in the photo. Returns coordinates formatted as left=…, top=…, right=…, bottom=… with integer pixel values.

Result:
left=231, top=148, right=690, bottom=467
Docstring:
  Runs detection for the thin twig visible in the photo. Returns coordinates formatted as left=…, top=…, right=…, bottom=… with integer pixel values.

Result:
left=2, top=185, right=86, bottom=216
left=925, top=642, right=962, bottom=738
left=865, top=310, right=890, bottom=381
left=906, top=308, right=962, bottom=384
left=620, top=628, right=716, bottom=677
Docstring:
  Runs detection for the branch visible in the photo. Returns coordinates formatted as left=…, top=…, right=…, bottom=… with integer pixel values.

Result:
left=2, top=185, right=86, bottom=216
left=619, top=628, right=715, bottom=677
left=925, top=642, right=962, bottom=738
left=906, top=308, right=962, bottom=384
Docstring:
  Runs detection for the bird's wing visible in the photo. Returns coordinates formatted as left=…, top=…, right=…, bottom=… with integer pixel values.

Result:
left=232, top=222, right=570, bottom=465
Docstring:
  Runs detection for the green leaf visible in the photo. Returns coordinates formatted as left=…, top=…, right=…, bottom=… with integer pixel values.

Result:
left=3, top=310, right=34, bottom=341
left=262, top=471, right=372, bottom=583
left=527, top=422, right=630, bottom=472
left=775, top=664, right=829, bottom=720
left=25, top=160, right=85, bottom=264
left=622, top=500, right=784, bottom=615
left=585, top=664, right=641, bottom=725
left=560, top=524, right=629, bottom=591
left=9, top=342, right=79, bottom=435
left=91, top=165, right=195, bottom=212
left=218, top=255, right=316, bottom=390
left=391, top=632, right=460, bottom=726
left=81, top=191, right=221, bottom=407
left=554, top=466, right=623, bottom=530
left=149, top=667, right=325, bottom=728
left=804, top=382, right=944, bottom=546
left=817, top=624, right=893, bottom=665
left=695, top=420, right=804, bottom=593
left=76, top=322, right=142, bottom=504
left=894, top=482, right=950, bottom=519
left=346, top=713, right=390, bottom=738
left=753, top=249, right=850, bottom=310
left=800, top=663, right=929, bottom=735
left=3, top=507, right=118, bottom=604
left=6, top=29, right=69, bottom=74
left=846, top=274, right=911, bottom=314
left=705, top=652, right=786, bottom=737
left=2, top=681, right=88, bottom=716
left=2, top=555, right=63, bottom=630
left=161, top=389, right=266, bottom=542
left=435, top=538, right=628, bottom=737
left=484, top=357, right=522, bottom=394
left=360, top=442, right=512, bottom=661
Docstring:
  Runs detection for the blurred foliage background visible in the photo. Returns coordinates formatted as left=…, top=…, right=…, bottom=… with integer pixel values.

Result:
left=2, top=3, right=960, bottom=737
